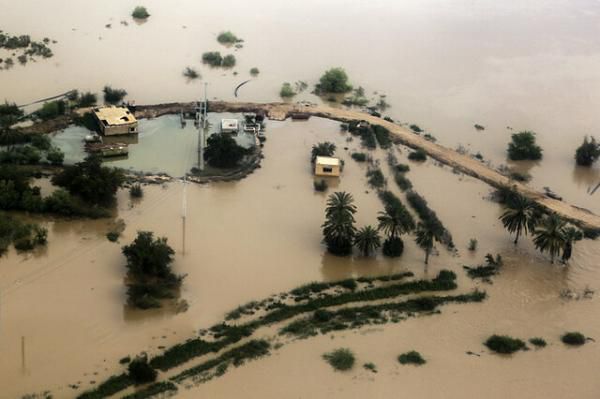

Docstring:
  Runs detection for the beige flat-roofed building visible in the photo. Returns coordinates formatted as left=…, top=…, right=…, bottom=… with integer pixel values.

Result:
left=315, top=156, right=341, bottom=177
left=93, top=106, right=138, bottom=136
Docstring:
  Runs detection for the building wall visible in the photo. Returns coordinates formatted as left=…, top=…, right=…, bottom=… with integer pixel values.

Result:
left=315, top=164, right=340, bottom=177
left=101, top=122, right=138, bottom=136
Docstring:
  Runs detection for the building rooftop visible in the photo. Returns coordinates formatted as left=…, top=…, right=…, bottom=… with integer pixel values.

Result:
left=316, top=156, right=340, bottom=166
left=221, top=119, right=239, bottom=129
left=93, top=106, right=137, bottom=126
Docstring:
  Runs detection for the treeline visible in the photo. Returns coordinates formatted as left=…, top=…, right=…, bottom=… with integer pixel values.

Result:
left=343, top=122, right=392, bottom=150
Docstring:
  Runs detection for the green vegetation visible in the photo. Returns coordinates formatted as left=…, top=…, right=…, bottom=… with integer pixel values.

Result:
left=507, top=131, right=542, bottom=161
left=532, top=214, right=580, bottom=264
left=52, top=155, right=124, bottom=206
left=127, top=355, right=157, bottom=384
left=317, top=68, right=352, bottom=93
left=408, top=149, right=427, bottom=161
left=342, top=86, right=369, bottom=107
left=222, top=54, right=236, bottom=67
left=314, top=179, right=328, bottom=192
left=406, top=190, right=453, bottom=249
left=122, top=382, right=177, bottom=399
left=322, top=192, right=356, bottom=256
left=217, top=31, right=242, bottom=45
left=183, top=67, right=200, bottom=80
left=0, top=32, right=54, bottom=67
left=0, top=215, right=47, bottom=255
left=106, top=231, right=120, bottom=242
left=354, top=225, right=381, bottom=256
left=204, top=133, right=248, bottom=168
left=484, top=335, right=526, bottom=354
left=363, top=362, right=377, bottom=372
left=415, top=220, right=442, bottom=264
left=464, top=254, right=502, bottom=280
left=202, top=51, right=223, bottom=67
left=131, top=6, right=150, bottom=19
left=76, top=91, right=98, bottom=108
left=250, top=67, right=260, bottom=76
left=468, top=238, right=478, bottom=251
left=122, top=231, right=184, bottom=309
left=575, top=136, right=600, bottom=166
left=129, top=184, right=143, bottom=198
left=509, top=171, right=531, bottom=182
left=398, top=351, right=426, bottom=365
left=35, top=100, right=66, bottom=120
left=351, top=152, right=367, bottom=162
left=561, top=332, right=586, bottom=346
left=0, top=102, right=24, bottom=133
left=409, top=124, right=423, bottom=133
left=323, top=348, right=355, bottom=371
left=347, top=121, right=377, bottom=149
left=103, top=86, right=128, bottom=105
left=366, top=167, right=385, bottom=188
left=377, top=191, right=414, bottom=257
left=499, top=191, right=539, bottom=245
left=279, top=82, right=296, bottom=98
left=529, top=337, right=547, bottom=347
left=311, top=142, right=336, bottom=162
left=76, top=374, right=133, bottom=399
left=395, top=163, right=410, bottom=173
left=372, top=125, right=392, bottom=149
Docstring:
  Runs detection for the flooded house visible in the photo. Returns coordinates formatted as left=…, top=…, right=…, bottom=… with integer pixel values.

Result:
left=93, top=106, right=138, bottom=136
left=314, top=156, right=341, bottom=177
left=221, top=118, right=239, bottom=134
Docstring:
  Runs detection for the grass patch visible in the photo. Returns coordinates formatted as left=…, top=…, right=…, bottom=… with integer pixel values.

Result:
left=398, top=351, right=426, bottom=365
left=484, top=335, right=526, bottom=354
left=529, top=337, right=547, bottom=348
left=323, top=348, right=355, bottom=371
left=561, top=332, right=586, bottom=346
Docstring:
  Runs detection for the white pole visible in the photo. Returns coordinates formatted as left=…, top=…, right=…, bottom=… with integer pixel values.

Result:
left=181, top=178, right=187, bottom=255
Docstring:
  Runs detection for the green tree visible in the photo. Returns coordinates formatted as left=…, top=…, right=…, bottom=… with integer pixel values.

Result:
left=311, top=142, right=336, bottom=162
left=561, top=226, right=583, bottom=263
left=46, top=146, right=64, bottom=166
left=415, top=220, right=443, bottom=264
left=533, top=213, right=567, bottom=263
left=204, top=133, right=247, bottom=168
left=354, top=225, right=381, bottom=256
left=499, top=192, right=539, bottom=244
left=507, top=131, right=543, bottom=161
left=575, top=136, right=600, bottom=166
left=318, top=68, right=352, bottom=93
left=122, top=231, right=175, bottom=279
left=377, top=205, right=415, bottom=239
left=103, top=86, right=128, bottom=105
left=322, top=192, right=357, bottom=256
left=0, top=102, right=23, bottom=133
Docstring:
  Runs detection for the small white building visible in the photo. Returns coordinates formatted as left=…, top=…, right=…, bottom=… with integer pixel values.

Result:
left=221, top=119, right=239, bottom=134
left=315, top=156, right=341, bottom=177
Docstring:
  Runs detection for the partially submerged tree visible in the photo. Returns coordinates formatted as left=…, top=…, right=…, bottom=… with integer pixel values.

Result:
left=533, top=213, right=566, bottom=264
left=499, top=192, right=539, bottom=244
left=507, top=131, right=542, bottom=161
left=0, top=102, right=23, bottom=133
left=279, top=82, right=296, bottom=98
left=354, top=225, right=381, bottom=256
left=132, top=6, right=150, bottom=19
left=317, top=68, right=352, bottom=93
left=103, top=85, right=128, bottom=105
left=415, top=220, right=443, bottom=264
left=377, top=203, right=415, bottom=257
left=574, top=136, right=600, bottom=166
left=311, top=142, right=336, bottom=162
left=322, top=192, right=357, bottom=256
left=204, top=133, right=247, bottom=168
left=561, top=226, right=583, bottom=263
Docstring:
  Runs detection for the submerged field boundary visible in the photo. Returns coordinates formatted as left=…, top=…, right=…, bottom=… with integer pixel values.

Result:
left=134, top=101, right=600, bottom=230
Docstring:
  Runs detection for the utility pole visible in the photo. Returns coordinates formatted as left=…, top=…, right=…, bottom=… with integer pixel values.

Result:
left=198, top=82, right=208, bottom=171
left=181, top=178, right=187, bottom=255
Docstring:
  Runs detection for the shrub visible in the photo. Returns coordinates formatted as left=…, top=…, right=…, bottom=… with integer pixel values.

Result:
left=351, top=152, right=367, bottom=162
left=509, top=171, right=531, bottom=182
left=382, top=237, right=403, bottom=257
left=468, top=238, right=478, bottom=251
left=183, top=67, right=200, bottom=80
left=217, top=31, right=241, bottom=44
left=36, top=101, right=65, bottom=120
left=204, top=133, right=247, bottom=168
left=507, top=131, right=542, bottom=161
left=323, top=348, right=355, bottom=371
left=77, top=92, right=97, bottom=107
left=409, top=124, right=423, bottom=133
left=202, top=52, right=223, bottom=67
left=317, top=68, right=352, bottom=93
left=529, top=337, right=547, bottom=347
left=561, top=332, right=585, bottom=346
left=279, top=82, right=296, bottom=98
left=394, top=173, right=412, bottom=191
left=363, top=362, right=377, bottom=372
left=128, top=355, right=157, bottom=384
left=107, top=231, right=120, bottom=242
left=46, top=147, right=64, bottom=166
left=398, top=351, right=426, bottom=365
left=408, top=149, right=427, bottom=161
left=395, top=163, right=410, bottom=173
left=132, top=6, right=150, bottom=19
left=366, top=168, right=385, bottom=188
left=130, top=184, right=143, bottom=198
left=372, top=125, right=391, bottom=149
left=484, top=335, right=526, bottom=354
left=575, top=136, right=600, bottom=166
left=250, top=67, right=260, bottom=76
left=222, top=54, right=236, bottom=67
left=314, top=179, right=328, bottom=192
left=103, top=86, right=128, bottom=105
left=30, top=134, right=51, bottom=150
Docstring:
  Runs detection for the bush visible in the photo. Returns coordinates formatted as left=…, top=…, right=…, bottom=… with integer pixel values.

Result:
left=484, top=335, right=526, bottom=354
left=408, top=149, right=427, bottom=161
left=366, top=168, right=385, bottom=188
left=183, top=67, right=200, bottom=80
left=507, top=131, right=542, bottom=161
left=128, top=355, right=157, bottom=384
left=363, top=362, right=377, bottom=372
left=107, top=231, right=120, bottom=242
left=395, top=163, right=410, bottom=172
left=30, top=134, right=51, bottom=150
left=217, top=31, right=241, bottom=44
left=561, top=332, right=585, bottom=346
left=131, top=6, right=150, bottom=19
left=529, top=337, right=547, bottom=347
left=382, top=237, right=403, bottom=257
left=130, top=184, right=143, bottom=198
left=46, top=146, right=64, bottom=166
left=351, top=152, right=367, bottom=162
left=468, top=238, right=478, bottom=251
left=77, top=92, right=97, bottom=107
left=279, top=82, right=296, bottom=98
left=317, top=68, right=352, bottom=93
left=103, top=86, right=128, bottom=105
left=372, top=125, right=391, bottom=149
left=398, top=351, right=426, bottom=365
left=204, top=133, right=247, bottom=168
left=394, top=173, right=412, bottom=191
left=575, top=136, right=600, bottom=166
left=409, top=124, right=423, bottom=133
left=202, top=51, right=223, bottom=67
left=222, top=54, right=236, bottom=67
left=314, top=179, right=328, bottom=192
left=323, top=348, right=355, bottom=371
left=36, top=101, right=65, bottom=120
left=250, top=67, right=260, bottom=76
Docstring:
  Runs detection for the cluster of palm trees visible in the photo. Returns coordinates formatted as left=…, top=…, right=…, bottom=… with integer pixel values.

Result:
left=499, top=190, right=583, bottom=264
left=322, top=191, right=444, bottom=263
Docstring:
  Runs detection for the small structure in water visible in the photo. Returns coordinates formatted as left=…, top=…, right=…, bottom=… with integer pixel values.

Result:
left=220, top=119, right=239, bottom=134
left=85, top=142, right=129, bottom=157
left=315, top=156, right=341, bottom=177
left=93, top=106, right=138, bottom=136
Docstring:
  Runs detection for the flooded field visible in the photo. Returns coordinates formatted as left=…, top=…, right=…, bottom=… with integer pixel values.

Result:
left=1, top=0, right=600, bottom=398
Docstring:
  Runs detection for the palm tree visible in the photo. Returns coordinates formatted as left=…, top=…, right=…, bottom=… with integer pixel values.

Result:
left=322, top=191, right=357, bottom=256
left=533, top=213, right=567, bottom=263
left=311, top=142, right=336, bottom=162
left=354, top=225, right=381, bottom=256
left=415, top=220, right=443, bottom=264
left=377, top=205, right=415, bottom=239
left=499, top=192, right=539, bottom=244
left=561, top=226, right=583, bottom=263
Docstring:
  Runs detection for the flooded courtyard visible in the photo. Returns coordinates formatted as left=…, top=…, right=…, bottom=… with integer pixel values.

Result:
left=1, top=0, right=600, bottom=398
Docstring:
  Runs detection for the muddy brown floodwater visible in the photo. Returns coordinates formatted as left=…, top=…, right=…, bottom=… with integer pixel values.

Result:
left=1, top=0, right=600, bottom=398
